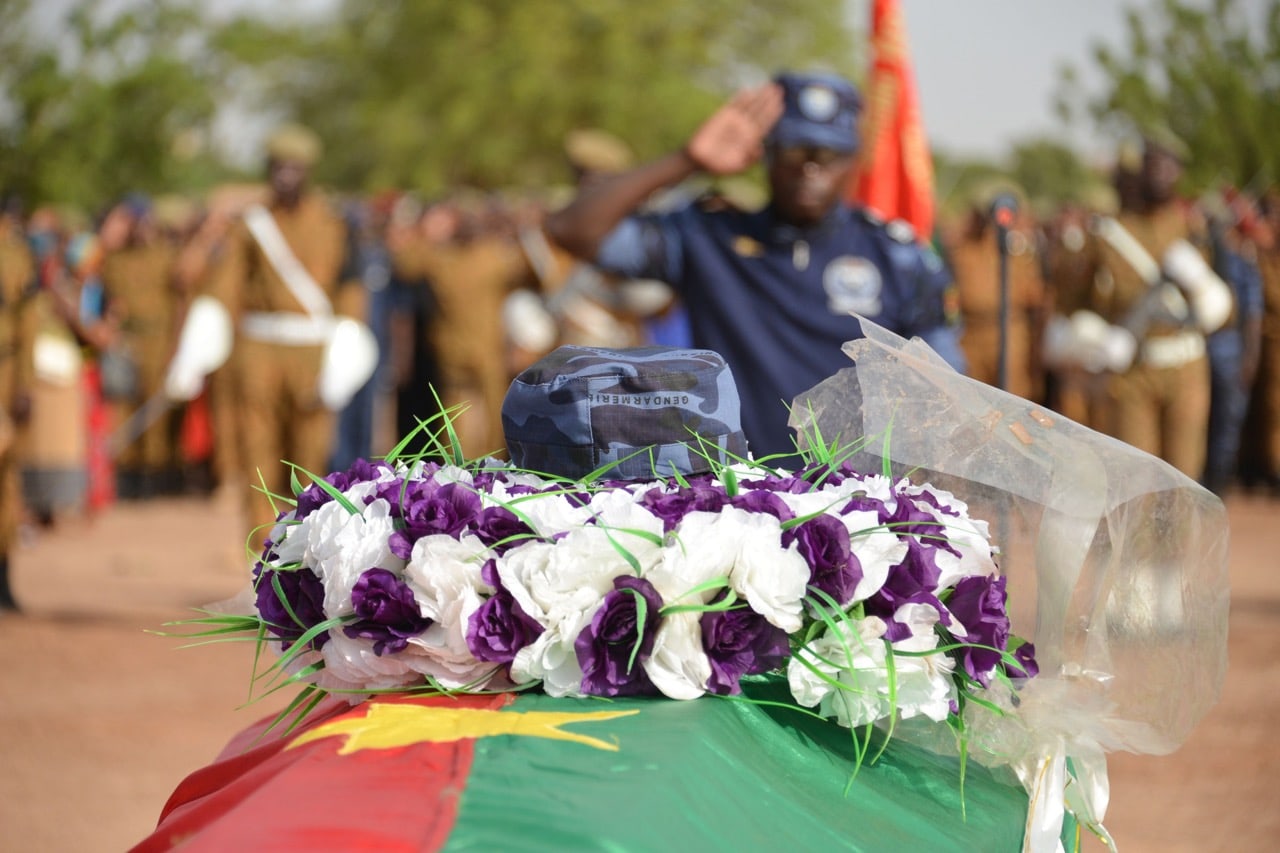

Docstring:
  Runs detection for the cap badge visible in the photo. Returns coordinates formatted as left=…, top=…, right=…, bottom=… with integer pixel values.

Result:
left=798, top=85, right=839, bottom=122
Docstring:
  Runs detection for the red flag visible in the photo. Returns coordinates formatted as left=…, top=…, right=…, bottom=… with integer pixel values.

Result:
left=847, top=0, right=936, bottom=241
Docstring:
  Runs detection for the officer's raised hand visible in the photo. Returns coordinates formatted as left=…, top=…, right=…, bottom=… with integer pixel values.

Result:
left=545, top=83, right=784, bottom=259
left=685, top=84, right=785, bottom=176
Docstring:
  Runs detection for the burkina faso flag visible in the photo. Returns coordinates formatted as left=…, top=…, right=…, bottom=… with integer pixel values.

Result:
left=129, top=678, right=1031, bottom=852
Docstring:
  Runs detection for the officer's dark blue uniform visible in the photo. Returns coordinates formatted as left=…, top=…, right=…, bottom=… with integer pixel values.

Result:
left=593, top=189, right=962, bottom=461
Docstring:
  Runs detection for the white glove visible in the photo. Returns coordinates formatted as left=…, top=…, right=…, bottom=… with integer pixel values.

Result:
left=1043, top=311, right=1136, bottom=374
left=318, top=317, right=379, bottom=411
left=502, top=289, right=558, bottom=353
left=1162, top=240, right=1232, bottom=334
left=163, top=296, right=234, bottom=401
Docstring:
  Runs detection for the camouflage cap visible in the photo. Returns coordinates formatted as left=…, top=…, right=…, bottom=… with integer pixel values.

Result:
left=502, top=345, right=749, bottom=482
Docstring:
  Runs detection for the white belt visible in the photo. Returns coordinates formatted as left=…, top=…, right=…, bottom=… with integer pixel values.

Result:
left=1140, top=331, right=1204, bottom=369
left=240, top=312, right=334, bottom=346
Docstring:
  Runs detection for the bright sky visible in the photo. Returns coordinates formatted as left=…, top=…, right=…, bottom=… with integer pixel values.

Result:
left=900, top=0, right=1265, bottom=161
left=900, top=1, right=1157, bottom=161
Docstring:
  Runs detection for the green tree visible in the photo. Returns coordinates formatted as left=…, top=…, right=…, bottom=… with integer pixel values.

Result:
left=213, top=0, right=861, bottom=195
left=1007, top=137, right=1094, bottom=208
left=1056, top=0, right=1280, bottom=193
left=0, top=0, right=230, bottom=211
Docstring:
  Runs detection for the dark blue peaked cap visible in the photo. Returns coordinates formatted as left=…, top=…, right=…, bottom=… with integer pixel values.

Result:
left=768, top=71, right=862, bottom=154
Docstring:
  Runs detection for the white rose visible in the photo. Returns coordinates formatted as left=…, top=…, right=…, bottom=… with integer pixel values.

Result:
left=308, top=498, right=405, bottom=616
left=268, top=511, right=308, bottom=567
left=721, top=508, right=808, bottom=633
left=787, top=616, right=887, bottom=712
left=886, top=630, right=957, bottom=723
left=510, top=609, right=595, bottom=697
left=842, top=508, right=908, bottom=602
left=318, top=632, right=422, bottom=692
left=403, top=533, right=492, bottom=621
left=511, top=489, right=598, bottom=537
left=498, top=535, right=622, bottom=630
left=402, top=600, right=499, bottom=691
left=644, top=611, right=711, bottom=700
left=894, top=600, right=945, bottom=640
left=932, top=514, right=998, bottom=589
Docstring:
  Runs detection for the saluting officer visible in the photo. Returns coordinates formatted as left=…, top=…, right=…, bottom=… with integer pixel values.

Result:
left=545, top=71, right=963, bottom=462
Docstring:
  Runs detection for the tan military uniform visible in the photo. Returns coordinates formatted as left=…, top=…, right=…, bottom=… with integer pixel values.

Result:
left=206, top=192, right=355, bottom=542
left=1087, top=205, right=1210, bottom=478
left=1044, top=219, right=1110, bottom=430
left=951, top=228, right=1046, bottom=401
left=0, top=230, right=37, bottom=561
left=100, top=243, right=178, bottom=482
left=394, top=237, right=530, bottom=458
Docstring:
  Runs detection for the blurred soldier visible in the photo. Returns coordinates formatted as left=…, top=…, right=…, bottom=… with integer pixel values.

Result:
left=1198, top=190, right=1264, bottom=495
left=1249, top=191, right=1280, bottom=494
left=1057, top=132, right=1231, bottom=477
left=198, top=124, right=365, bottom=546
left=391, top=195, right=532, bottom=458
left=175, top=186, right=261, bottom=499
left=99, top=195, right=181, bottom=498
left=1041, top=185, right=1119, bottom=430
left=946, top=182, right=1047, bottom=401
left=0, top=194, right=37, bottom=610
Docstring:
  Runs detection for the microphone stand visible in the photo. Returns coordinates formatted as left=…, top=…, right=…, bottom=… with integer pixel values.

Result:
left=990, top=195, right=1018, bottom=392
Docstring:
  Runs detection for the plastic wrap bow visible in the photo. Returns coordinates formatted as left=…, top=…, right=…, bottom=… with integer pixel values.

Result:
left=789, top=319, right=1229, bottom=852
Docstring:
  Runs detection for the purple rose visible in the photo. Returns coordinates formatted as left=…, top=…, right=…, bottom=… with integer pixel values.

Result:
left=1009, top=641, right=1039, bottom=680
left=471, top=506, right=535, bottom=554
left=840, top=493, right=886, bottom=516
left=388, top=481, right=483, bottom=559
left=885, top=493, right=958, bottom=555
left=467, top=560, right=545, bottom=664
left=908, top=486, right=962, bottom=519
left=296, top=458, right=393, bottom=518
left=946, top=574, right=1012, bottom=686
left=739, top=470, right=811, bottom=494
left=341, top=568, right=432, bottom=655
left=729, top=489, right=795, bottom=522
left=783, top=514, right=861, bottom=606
left=641, top=482, right=729, bottom=532
left=575, top=576, right=663, bottom=697
left=701, top=596, right=790, bottom=695
left=863, top=493, right=958, bottom=639
left=255, top=566, right=330, bottom=651
left=864, top=537, right=948, bottom=642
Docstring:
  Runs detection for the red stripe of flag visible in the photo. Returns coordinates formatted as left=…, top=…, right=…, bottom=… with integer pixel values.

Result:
left=130, top=693, right=511, bottom=853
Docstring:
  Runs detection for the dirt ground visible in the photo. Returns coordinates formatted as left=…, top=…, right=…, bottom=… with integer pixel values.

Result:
left=0, top=489, right=1276, bottom=853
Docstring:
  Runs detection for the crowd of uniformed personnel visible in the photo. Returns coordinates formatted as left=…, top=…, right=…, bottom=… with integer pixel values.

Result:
left=2, top=121, right=1279, bottom=612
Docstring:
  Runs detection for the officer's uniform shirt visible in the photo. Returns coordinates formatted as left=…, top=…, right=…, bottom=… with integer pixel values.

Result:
left=595, top=200, right=962, bottom=459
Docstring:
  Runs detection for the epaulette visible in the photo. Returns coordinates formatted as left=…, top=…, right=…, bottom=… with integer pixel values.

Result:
left=855, top=206, right=885, bottom=227
left=885, top=218, right=918, bottom=244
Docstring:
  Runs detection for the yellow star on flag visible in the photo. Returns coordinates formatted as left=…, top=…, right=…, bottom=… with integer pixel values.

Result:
left=288, top=702, right=640, bottom=754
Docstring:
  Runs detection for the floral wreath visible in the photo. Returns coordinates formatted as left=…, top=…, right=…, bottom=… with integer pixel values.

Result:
left=183, top=409, right=1038, bottom=771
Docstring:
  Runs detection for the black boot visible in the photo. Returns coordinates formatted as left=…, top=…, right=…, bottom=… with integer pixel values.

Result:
left=0, top=555, right=17, bottom=612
